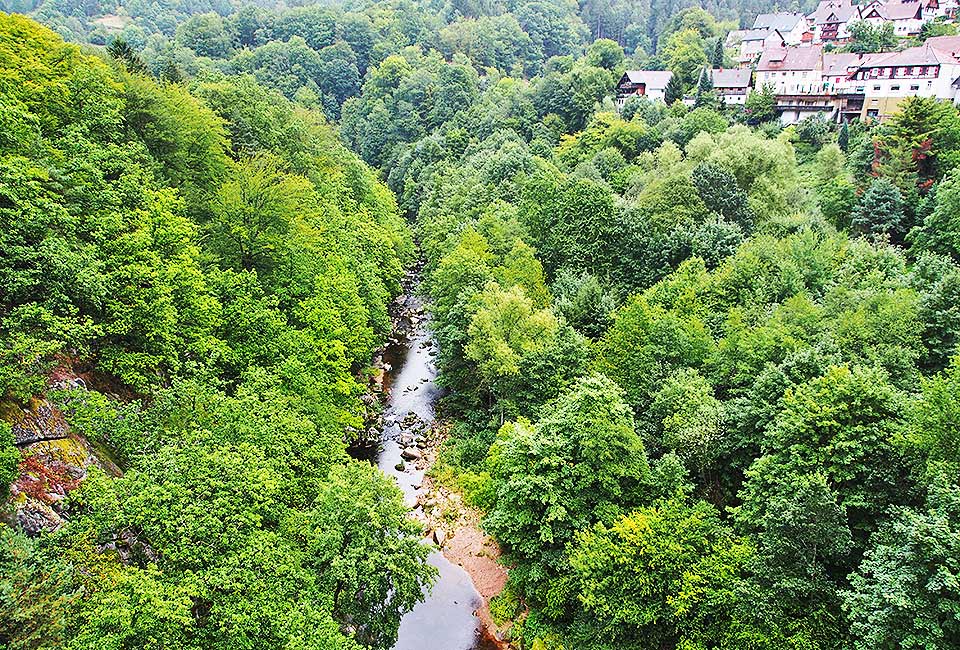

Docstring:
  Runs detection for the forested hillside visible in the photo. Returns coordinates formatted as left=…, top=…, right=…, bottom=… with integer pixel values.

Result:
left=331, top=9, right=960, bottom=650
left=4, top=0, right=960, bottom=646
left=3, top=0, right=801, bottom=120
left=0, top=13, right=433, bottom=650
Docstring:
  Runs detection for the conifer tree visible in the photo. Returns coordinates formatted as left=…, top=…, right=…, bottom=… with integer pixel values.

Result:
left=664, top=72, right=683, bottom=105
left=712, top=39, right=724, bottom=67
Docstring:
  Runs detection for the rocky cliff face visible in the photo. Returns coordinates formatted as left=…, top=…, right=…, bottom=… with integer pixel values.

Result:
left=3, top=386, right=120, bottom=536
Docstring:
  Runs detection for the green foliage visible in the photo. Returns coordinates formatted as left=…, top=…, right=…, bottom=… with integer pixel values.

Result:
left=12, top=1, right=960, bottom=647
left=853, top=177, right=905, bottom=238
left=551, top=269, right=617, bottom=339
left=465, top=282, right=559, bottom=393
left=0, top=422, right=18, bottom=497
left=911, top=167, right=960, bottom=261
left=664, top=72, right=684, bottom=105
left=691, top=161, right=754, bottom=231
left=846, top=20, right=897, bottom=54
left=0, top=17, right=428, bottom=650
left=568, top=499, right=748, bottom=649
left=648, top=368, right=724, bottom=476
left=744, top=84, right=776, bottom=125
left=902, top=357, right=960, bottom=478
left=521, top=173, right=618, bottom=276
left=0, top=527, right=78, bottom=649
left=663, top=28, right=708, bottom=89
left=55, top=379, right=435, bottom=650
left=175, top=12, right=232, bottom=58
left=845, top=479, right=960, bottom=650
left=881, top=96, right=960, bottom=189
left=485, top=375, right=650, bottom=599
left=596, top=295, right=713, bottom=413
left=737, top=365, right=911, bottom=541
left=919, top=17, right=958, bottom=40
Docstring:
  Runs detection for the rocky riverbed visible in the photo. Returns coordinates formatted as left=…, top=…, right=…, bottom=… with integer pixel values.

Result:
left=354, top=267, right=509, bottom=650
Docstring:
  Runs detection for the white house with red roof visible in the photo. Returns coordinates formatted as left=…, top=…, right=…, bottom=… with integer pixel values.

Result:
left=857, top=0, right=926, bottom=36
left=848, top=39, right=960, bottom=118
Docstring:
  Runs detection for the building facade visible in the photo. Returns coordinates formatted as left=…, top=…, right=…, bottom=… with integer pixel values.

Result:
left=615, top=71, right=674, bottom=106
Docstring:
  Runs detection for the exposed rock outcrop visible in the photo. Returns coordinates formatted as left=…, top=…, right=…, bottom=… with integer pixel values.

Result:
left=3, top=388, right=121, bottom=536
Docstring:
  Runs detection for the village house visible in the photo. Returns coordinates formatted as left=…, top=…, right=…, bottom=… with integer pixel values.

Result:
left=737, top=28, right=786, bottom=65
left=858, top=0, right=926, bottom=36
left=748, top=34, right=960, bottom=123
left=755, top=45, right=825, bottom=95
left=755, top=45, right=836, bottom=124
left=848, top=39, right=960, bottom=119
left=702, top=67, right=753, bottom=104
left=614, top=70, right=673, bottom=106
left=937, top=0, right=959, bottom=18
left=752, top=12, right=812, bottom=44
left=809, top=0, right=859, bottom=42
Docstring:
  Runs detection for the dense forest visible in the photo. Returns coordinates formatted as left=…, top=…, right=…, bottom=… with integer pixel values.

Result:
left=3, top=0, right=960, bottom=645
left=0, top=12, right=432, bottom=649
left=356, top=53, right=960, bottom=650
left=1, top=0, right=809, bottom=119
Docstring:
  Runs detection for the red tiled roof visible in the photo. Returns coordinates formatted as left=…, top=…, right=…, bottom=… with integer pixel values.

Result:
left=923, top=34, right=960, bottom=53
left=853, top=44, right=958, bottom=68
left=878, top=2, right=923, bottom=19
left=757, top=44, right=824, bottom=71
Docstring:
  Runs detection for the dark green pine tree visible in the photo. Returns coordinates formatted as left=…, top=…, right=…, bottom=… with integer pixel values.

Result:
left=852, top=177, right=905, bottom=238
left=712, top=38, right=724, bottom=67
left=838, top=121, right=850, bottom=152
left=160, top=59, right=185, bottom=84
left=107, top=37, right=148, bottom=75
left=694, top=67, right=715, bottom=108
left=664, top=72, right=683, bottom=105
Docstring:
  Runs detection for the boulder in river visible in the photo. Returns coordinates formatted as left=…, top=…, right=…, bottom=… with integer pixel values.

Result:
left=401, top=447, right=422, bottom=461
left=434, top=528, right=447, bottom=547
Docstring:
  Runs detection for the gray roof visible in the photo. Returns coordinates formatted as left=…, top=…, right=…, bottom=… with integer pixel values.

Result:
left=809, top=0, right=858, bottom=25
left=621, top=70, right=673, bottom=90
left=707, top=68, right=753, bottom=88
left=741, top=28, right=778, bottom=41
left=753, top=12, right=807, bottom=32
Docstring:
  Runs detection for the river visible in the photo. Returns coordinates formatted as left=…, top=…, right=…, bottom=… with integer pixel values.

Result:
left=358, top=286, right=497, bottom=650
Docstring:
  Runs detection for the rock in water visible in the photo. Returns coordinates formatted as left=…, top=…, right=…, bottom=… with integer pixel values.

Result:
left=434, top=528, right=447, bottom=547
left=401, top=447, right=422, bottom=461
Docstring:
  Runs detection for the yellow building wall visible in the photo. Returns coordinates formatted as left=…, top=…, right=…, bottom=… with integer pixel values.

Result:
left=860, top=96, right=907, bottom=121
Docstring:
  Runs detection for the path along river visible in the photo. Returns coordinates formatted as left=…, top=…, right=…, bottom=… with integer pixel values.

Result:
left=358, top=287, right=499, bottom=650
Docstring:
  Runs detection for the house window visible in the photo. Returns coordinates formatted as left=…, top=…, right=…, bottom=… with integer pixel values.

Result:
left=921, top=66, right=929, bottom=75
left=873, top=85, right=881, bottom=90
left=906, top=66, right=914, bottom=75
left=910, top=84, right=920, bottom=90
left=891, top=85, right=900, bottom=90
